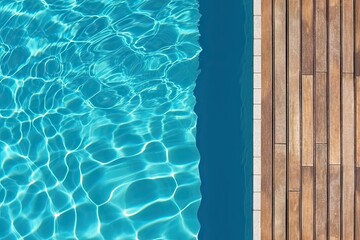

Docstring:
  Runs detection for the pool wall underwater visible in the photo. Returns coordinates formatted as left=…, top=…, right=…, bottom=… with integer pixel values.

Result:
left=196, top=0, right=253, bottom=239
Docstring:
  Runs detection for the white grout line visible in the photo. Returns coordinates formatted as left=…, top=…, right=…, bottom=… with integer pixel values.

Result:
left=254, top=56, right=262, bottom=73
left=254, top=16, right=261, bottom=39
left=253, top=157, right=261, bottom=175
left=253, top=210, right=261, bottom=240
left=254, top=139, right=261, bottom=158
left=254, top=89, right=261, bottom=105
left=253, top=0, right=261, bottom=238
left=254, top=39, right=261, bottom=56
left=254, top=0, right=261, bottom=16
left=254, top=105, right=261, bottom=119
left=254, top=73, right=261, bottom=89
left=253, top=192, right=261, bottom=210
left=253, top=174, right=261, bottom=192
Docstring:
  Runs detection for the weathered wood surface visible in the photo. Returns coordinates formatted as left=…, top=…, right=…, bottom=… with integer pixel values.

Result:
left=261, top=0, right=359, bottom=238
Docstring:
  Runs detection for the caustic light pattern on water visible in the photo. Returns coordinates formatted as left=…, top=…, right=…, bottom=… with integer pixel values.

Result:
left=0, top=0, right=201, bottom=239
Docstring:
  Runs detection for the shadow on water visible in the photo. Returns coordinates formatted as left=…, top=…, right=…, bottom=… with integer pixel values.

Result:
left=195, top=0, right=253, bottom=239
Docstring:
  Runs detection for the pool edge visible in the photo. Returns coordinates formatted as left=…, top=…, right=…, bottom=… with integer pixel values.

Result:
left=253, top=0, right=261, bottom=239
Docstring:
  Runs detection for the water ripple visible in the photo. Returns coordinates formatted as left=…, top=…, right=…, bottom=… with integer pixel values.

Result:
left=0, top=0, right=201, bottom=239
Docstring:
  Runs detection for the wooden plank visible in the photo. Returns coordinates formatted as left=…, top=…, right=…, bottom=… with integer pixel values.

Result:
left=329, top=0, right=341, bottom=164
left=341, top=0, right=354, bottom=73
left=302, top=75, right=314, bottom=166
left=329, top=165, right=341, bottom=240
left=356, top=168, right=360, bottom=240
left=358, top=77, right=360, bottom=167
left=341, top=73, right=355, bottom=239
left=262, top=1, right=359, bottom=238
left=315, top=144, right=327, bottom=240
left=315, top=0, right=327, bottom=72
left=288, top=0, right=301, bottom=191
left=357, top=33, right=360, bottom=240
left=274, top=144, right=286, bottom=240
left=288, top=192, right=300, bottom=240
left=274, top=0, right=286, bottom=143
left=261, top=0, right=273, bottom=238
left=315, top=73, right=327, bottom=143
left=301, top=166, right=314, bottom=240
left=355, top=0, right=360, bottom=76
left=301, top=0, right=314, bottom=74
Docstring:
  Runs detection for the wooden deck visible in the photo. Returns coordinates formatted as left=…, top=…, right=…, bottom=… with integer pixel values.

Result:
left=261, top=0, right=360, bottom=239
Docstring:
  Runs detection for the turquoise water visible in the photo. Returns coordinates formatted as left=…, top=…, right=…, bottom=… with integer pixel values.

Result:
left=0, top=1, right=201, bottom=239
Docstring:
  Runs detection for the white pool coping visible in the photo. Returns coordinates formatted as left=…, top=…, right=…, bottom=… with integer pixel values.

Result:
left=253, top=0, right=261, bottom=239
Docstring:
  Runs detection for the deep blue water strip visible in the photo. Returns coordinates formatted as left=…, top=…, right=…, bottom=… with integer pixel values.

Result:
left=195, top=0, right=253, bottom=239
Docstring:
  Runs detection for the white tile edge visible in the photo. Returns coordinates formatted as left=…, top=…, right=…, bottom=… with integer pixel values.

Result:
left=253, top=0, right=261, bottom=238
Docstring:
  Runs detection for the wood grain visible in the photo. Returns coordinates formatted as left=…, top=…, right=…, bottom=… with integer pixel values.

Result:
left=356, top=0, right=360, bottom=76
left=302, top=166, right=314, bottom=240
left=288, top=0, right=301, bottom=191
left=301, top=0, right=314, bottom=74
left=260, top=0, right=358, bottom=238
left=274, top=0, right=286, bottom=144
left=261, top=0, right=273, bottom=239
left=315, top=0, right=327, bottom=72
left=341, top=0, right=354, bottom=73
left=315, top=144, right=327, bottom=240
left=329, top=165, right=341, bottom=240
left=329, top=0, right=341, bottom=165
left=274, top=144, right=286, bottom=240
left=356, top=168, right=360, bottom=240
left=358, top=77, right=360, bottom=167
left=341, top=73, right=355, bottom=239
left=288, top=192, right=300, bottom=240
left=302, top=75, right=314, bottom=166
left=315, top=73, right=327, bottom=143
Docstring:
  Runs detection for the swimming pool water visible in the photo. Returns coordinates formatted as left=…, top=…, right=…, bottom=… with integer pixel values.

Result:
left=0, top=1, right=201, bottom=239
left=196, top=0, right=253, bottom=239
